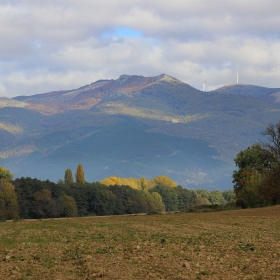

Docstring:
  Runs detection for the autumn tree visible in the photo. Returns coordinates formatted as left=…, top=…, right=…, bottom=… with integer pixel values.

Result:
left=0, top=167, right=13, bottom=180
left=64, top=168, right=74, bottom=185
left=0, top=178, right=19, bottom=220
left=153, top=176, right=177, bottom=188
left=140, top=177, right=148, bottom=192
left=75, top=164, right=85, bottom=184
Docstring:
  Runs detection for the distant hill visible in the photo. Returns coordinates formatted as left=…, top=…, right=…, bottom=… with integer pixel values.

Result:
left=213, top=84, right=280, bottom=104
left=1, top=74, right=280, bottom=190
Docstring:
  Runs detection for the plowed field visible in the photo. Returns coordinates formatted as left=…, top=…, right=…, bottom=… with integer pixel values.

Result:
left=1, top=206, right=280, bottom=279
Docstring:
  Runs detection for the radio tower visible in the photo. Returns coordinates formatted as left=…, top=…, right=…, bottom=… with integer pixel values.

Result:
left=203, top=81, right=206, bottom=92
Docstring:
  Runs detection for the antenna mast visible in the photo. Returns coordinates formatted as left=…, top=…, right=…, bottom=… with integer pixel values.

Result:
left=203, top=81, right=206, bottom=92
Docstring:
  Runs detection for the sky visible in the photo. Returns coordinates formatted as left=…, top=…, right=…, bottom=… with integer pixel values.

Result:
left=0, top=0, right=280, bottom=98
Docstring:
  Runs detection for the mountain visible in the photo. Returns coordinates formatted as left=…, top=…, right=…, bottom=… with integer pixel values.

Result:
left=213, top=84, right=280, bottom=104
left=1, top=74, right=280, bottom=190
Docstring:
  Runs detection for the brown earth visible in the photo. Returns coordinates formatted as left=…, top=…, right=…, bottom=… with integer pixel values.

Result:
left=1, top=206, right=280, bottom=280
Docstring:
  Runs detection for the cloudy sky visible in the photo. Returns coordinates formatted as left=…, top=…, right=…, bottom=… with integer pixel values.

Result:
left=0, top=0, right=280, bottom=97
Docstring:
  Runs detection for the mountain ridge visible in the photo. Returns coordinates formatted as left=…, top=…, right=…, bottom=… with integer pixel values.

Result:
left=2, top=73, right=279, bottom=114
left=0, top=74, right=280, bottom=190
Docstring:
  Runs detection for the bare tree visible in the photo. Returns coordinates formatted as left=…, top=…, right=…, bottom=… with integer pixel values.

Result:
left=261, top=122, right=280, bottom=162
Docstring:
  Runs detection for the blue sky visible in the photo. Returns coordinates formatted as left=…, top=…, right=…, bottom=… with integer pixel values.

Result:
left=102, top=27, right=142, bottom=39
left=0, top=0, right=280, bottom=97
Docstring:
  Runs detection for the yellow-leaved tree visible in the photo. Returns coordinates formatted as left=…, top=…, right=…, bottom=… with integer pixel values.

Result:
left=75, top=164, right=85, bottom=184
left=153, top=176, right=177, bottom=188
left=0, top=167, right=13, bottom=180
left=0, top=167, right=18, bottom=220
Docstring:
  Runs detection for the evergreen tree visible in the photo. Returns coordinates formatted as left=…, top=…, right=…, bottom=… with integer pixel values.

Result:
left=64, top=168, right=74, bottom=185
left=75, top=164, right=85, bottom=184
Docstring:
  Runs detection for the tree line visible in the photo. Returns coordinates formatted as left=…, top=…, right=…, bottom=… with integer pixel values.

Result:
left=0, top=164, right=234, bottom=220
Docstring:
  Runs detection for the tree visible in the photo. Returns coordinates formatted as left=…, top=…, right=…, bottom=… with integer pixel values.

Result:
left=235, top=169, right=264, bottom=208
left=232, top=121, right=280, bottom=208
left=150, top=192, right=165, bottom=212
left=75, top=164, right=85, bottom=184
left=232, top=144, right=273, bottom=207
left=140, top=177, right=148, bottom=192
left=153, top=176, right=176, bottom=188
left=61, top=194, right=78, bottom=217
left=0, top=178, right=19, bottom=220
left=261, top=165, right=280, bottom=205
left=0, top=167, right=13, bottom=180
left=222, top=190, right=236, bottom=206
left=150, top=185, right=178, bottom=211
left=33, top=189, right=58, bottom=218
left=64, top=169, right=74, bottom=185
left=233, top=144, right=275, bottom=194
left=261, top=122, right=280, bottom=161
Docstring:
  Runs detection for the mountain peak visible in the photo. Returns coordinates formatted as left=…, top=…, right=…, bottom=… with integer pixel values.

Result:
left=116, top=73, right=182, bottom=85
left=155, top=74, right=182, bottom=83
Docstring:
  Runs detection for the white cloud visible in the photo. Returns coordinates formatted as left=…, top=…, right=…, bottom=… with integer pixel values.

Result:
left=0, top=0, right=280, bottom=97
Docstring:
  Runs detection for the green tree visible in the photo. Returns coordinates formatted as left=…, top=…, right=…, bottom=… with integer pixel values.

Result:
left=150, top=185, right=178, bottom=211
left=222, top=190, right=235, bottom=202
left=150, top=192, right=165, bottom=212
left=33, top=189, right=58, bottom=218
left=261, top=165, right=280, bottom=205
left=75, top=164, right=85, bottom=184
left=222, top=190, right=236, bottom=206
left=64, top=168, right=74, bottom=185
left=208, top=191, right=227, bottom=205
left=62, top=194, right=78, bottom=217
left=232, top=142, right=277, bottom=208
left=0, top=178, right=19, bottom=220
left=192, top=191, right=211, bottom=206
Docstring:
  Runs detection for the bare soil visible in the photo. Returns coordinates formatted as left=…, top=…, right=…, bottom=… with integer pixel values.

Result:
left=1, top=206, right=280, bottom=279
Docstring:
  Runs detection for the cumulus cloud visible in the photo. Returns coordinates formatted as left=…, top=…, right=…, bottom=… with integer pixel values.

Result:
left=0, top=0, right=279, bottom=97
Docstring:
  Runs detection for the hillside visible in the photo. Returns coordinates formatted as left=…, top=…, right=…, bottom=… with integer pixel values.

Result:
left=1, top=74, right=280, bottom=190
left=213, top=84, right=280, bottom=104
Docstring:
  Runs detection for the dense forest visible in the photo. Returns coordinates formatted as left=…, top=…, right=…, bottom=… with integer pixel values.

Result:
left=1, top=122, right=280, bottom=220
